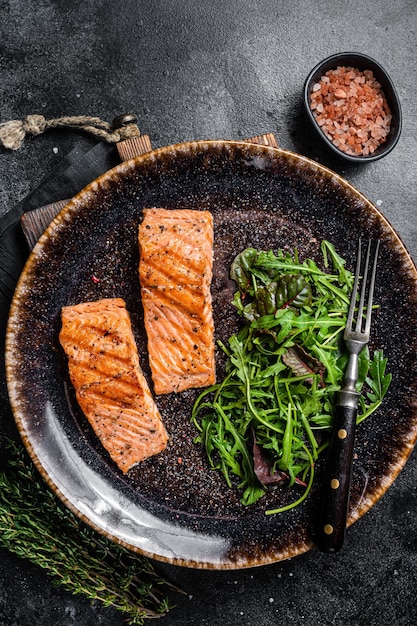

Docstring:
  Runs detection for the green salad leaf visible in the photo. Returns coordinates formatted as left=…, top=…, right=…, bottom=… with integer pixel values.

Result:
left=192, top=241, right=390, bottom=514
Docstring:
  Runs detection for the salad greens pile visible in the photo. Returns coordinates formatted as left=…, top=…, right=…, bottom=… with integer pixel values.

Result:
left=192, top=241, right=391, bottom=514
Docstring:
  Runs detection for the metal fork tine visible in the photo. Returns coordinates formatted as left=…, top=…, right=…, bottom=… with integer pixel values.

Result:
left=355, top=240, right=371, bottom=333
left=364, top=240, right=380, bottom=335
left=346, top=239, right=361, bottom=333
left=347, top=240, right=379, bottom=337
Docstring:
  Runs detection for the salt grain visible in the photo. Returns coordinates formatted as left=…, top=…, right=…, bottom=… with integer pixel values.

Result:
left=310, top=65, right=392, bottom=157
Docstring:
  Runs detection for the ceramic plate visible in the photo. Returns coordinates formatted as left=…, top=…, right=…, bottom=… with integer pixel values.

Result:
left=6, top=141, right=417, bottom=568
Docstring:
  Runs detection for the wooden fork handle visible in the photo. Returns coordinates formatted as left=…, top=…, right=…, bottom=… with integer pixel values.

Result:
left=315, top=405, right=357, bottom=552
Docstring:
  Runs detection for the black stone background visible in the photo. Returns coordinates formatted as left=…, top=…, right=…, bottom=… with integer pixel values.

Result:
left=0, top=1, right=416, bottom=624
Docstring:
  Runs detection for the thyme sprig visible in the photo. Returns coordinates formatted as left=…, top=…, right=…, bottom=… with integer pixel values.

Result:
left=0, top=439, right=182, bottom=624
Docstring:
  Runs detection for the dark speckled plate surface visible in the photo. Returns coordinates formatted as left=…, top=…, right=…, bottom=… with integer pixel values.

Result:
left=5, top=140, right=417, bottom=568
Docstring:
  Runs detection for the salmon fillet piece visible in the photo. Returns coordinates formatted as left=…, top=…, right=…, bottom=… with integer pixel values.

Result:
left=138, top=208, right=216, bottom=395
left=59, top=298, right=168, bottom=473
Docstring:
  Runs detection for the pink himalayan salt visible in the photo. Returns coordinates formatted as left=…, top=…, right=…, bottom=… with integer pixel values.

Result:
left=310, top=65, right=392, bottom=157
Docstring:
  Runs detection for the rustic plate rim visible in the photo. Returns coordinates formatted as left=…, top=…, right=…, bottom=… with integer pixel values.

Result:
left=5, top=139, right=417, bottom=568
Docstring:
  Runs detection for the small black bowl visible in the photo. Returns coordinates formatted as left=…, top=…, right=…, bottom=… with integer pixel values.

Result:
left=303, top=52, right=402, bottom=163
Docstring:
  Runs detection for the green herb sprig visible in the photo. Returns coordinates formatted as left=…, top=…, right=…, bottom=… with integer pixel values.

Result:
left=192, top=241, right=391, bottom=513
left=0, top=439, right=182, bottom=624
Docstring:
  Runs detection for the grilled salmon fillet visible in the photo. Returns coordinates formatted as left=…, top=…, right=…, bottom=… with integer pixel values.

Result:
left=138, top=208, right=216, bottom=394
left=59, top=298, right=168, bottom=473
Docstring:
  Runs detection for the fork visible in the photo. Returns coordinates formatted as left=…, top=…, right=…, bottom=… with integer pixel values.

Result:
left=316, top=239, right=380, bottom=553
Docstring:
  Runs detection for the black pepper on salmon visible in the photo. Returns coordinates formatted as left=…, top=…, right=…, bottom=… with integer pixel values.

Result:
left=138, top=208, right=216, bottom=395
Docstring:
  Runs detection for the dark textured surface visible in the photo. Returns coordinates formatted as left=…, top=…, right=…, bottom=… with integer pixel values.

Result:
left=1, top=1, right=416, bottom=624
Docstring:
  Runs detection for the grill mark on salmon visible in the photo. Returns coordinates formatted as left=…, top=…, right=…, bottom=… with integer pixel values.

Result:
left=59, top=298, right=168, bottom=473
left=138, top=208, right=216, bottom=395
left=141, top=245, right=206, bottom=285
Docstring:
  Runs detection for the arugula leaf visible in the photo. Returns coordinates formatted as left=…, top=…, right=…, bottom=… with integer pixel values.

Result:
left=357, top=350, right=392, bottom=424
left=191, top=242, right=391, bottom=513
left=365, top=349, right=392, bottom=402
left=321, top=240, right=353, bottom=286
